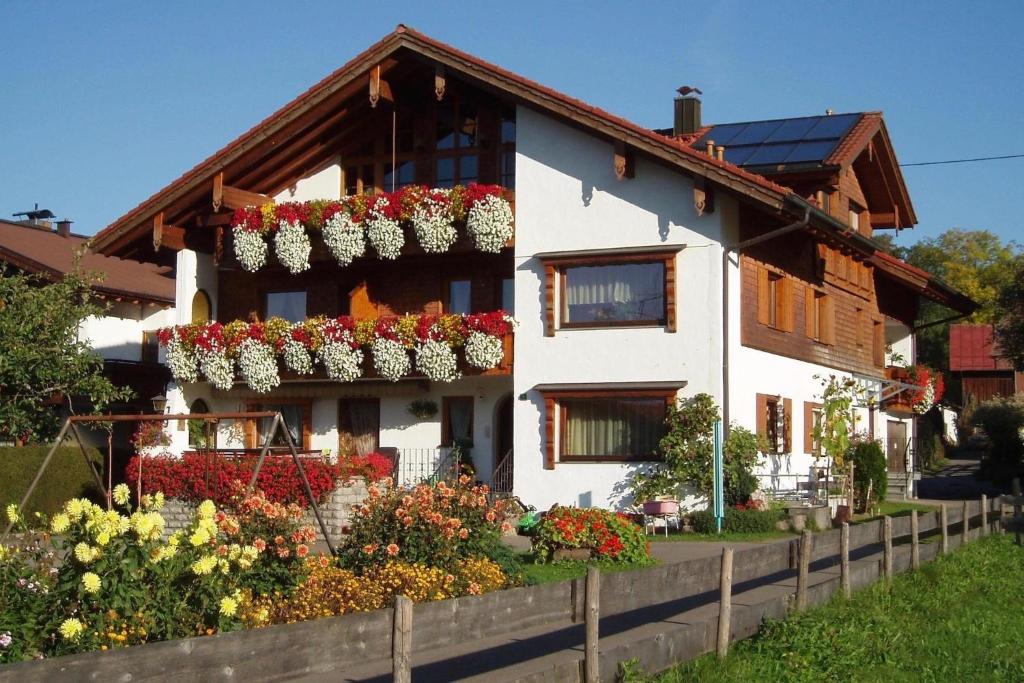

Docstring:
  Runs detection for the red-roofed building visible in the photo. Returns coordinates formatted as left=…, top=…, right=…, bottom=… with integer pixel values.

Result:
left=87, top=26, right=975, bottom=507
left=950, top=324, right=1023, bottom=404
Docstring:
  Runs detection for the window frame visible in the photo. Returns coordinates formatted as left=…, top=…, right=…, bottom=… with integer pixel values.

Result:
left=244, top=399, right=312, bottom=450
left=756, top=393, right=792, bottom=455
left=441, top=396, right=475, bottom=447
left=141, top=330, right=160, bottom=364
left=442, top=277, right=473, bottom=315
left=757, top=263, right=794, bottom=333
left=803, top=401, right=824, bottom=456
left=540, top=250, right=678, bottom=335
left=263, top=289, right=307, bottom=323
left=338, top=398, right=381, bottom=456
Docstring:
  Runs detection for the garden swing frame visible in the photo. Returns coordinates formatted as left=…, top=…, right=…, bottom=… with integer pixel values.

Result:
left=2, top=411, right=337, bottom=555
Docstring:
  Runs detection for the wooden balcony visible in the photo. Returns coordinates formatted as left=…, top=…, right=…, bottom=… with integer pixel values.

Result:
left=881, top=366, right=915, bottom=417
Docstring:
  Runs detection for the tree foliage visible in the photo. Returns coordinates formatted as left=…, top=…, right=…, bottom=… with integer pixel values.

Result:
left=994, top=258, right=1024, bottom=370
left=815, top=375, right=863, bottom=467
left=0, top=266, right=132, bottom=443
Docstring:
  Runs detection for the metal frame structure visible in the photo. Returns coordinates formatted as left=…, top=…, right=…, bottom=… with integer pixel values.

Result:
left=2, top=411, right=336, bottom=554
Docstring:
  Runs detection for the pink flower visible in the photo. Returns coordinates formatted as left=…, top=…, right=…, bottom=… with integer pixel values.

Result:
left=253, top=538, right=267, bottom=552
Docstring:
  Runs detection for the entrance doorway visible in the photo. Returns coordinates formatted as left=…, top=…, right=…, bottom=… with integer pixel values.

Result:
left=493, top=394, right=513, bottom=492
left=886, top=420, right=908, bottom=472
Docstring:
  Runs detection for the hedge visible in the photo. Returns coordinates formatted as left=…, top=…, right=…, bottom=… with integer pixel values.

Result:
left=689, top=507, right=783, bottom=534
left=0, top=445, right=103, bottom=516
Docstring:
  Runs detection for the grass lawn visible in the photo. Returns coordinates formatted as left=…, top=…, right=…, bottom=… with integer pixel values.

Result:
left=625, top=534, right=1024, bottom=682
left=852, top=500, right=937, bottom=523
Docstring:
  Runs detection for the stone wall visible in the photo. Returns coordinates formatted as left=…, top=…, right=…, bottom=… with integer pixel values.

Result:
left=160, top=477, right=369, bottom=546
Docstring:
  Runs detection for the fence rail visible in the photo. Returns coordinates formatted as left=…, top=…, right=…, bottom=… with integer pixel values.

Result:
left=1, top=496, right=1008, bottom=683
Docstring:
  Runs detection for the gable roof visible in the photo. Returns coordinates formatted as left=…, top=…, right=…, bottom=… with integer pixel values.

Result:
left=0, top=219, right=174, bottom=304
left=950, top=324, right=1013, bottom=372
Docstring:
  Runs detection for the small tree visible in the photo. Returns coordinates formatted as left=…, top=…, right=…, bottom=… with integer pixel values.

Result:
left=814, top=375, right=863, bottom=467
left=994, top=258, right=1024, bottom=370
left=0, top=266, right=132, bottom=443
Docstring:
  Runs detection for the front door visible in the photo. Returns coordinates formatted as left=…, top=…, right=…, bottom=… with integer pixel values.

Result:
left=493, top=395, right=513, bottom=492
left=886, top=420, right=908, bottom=472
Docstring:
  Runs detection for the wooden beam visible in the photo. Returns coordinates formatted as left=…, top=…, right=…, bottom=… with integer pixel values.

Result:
left=152, top=212, right=163, bottom=252
left=693, top=176, right=714, bottom=216
left=212, top=172, right=224, bottom=211
left=212, top=172, right=272, bottom=211
left=369, top=65, right=393, bottom=108
left=613, top=141, right=634, bottom=180
left=152, top=212, right=186, bottom=251
left=434, top=64, right=446, bottom=101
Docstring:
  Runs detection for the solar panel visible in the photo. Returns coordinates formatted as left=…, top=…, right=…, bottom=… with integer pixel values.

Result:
left=784, top=140, right=842, bottom=164
left=693, top=113, right=862, bottom=168
left=698, top=123, right=747, bottom=146
left=804, top=113, right=859, bottom=139
left=727, top=120, right=785, bottom=146
left=764, top=117, right=819, bottom=142
left=722, top=146, right=759, bottom=166
left=745, top=142, right=798, bottom=166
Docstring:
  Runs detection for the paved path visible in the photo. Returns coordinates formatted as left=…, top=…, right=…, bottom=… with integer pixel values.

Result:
left=917, top=456, right=1001, bottom=503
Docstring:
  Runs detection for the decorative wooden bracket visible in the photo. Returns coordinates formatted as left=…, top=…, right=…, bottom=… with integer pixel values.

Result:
left=152, top=212, right=186, bottom=252
left=613, top=141, right=634, bottom=180
left=369, top=65, right=393, bottom=108
left=434, top=65, right=446, bottom=101
left=693, top=176, right=714, bottom=216
left=212, top=172, right=272, bottom=212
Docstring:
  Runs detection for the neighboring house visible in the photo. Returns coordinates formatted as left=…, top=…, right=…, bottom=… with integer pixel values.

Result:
left=950, top=324, right=1023, bottom=405
left=0, top=216, right=175, bottom=451
left=89, top=27, right=975, bottom=509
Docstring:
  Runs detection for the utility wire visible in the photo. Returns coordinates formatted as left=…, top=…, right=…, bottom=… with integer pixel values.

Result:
left=901, top=153, right=1024, bottom=167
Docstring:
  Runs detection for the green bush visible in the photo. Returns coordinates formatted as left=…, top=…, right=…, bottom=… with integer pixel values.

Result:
left=849, top=440, right=887, bottom=512
left=972, top=395, right=1024, bottom=483
left=690, top=507, right=782, bottom=534
left=0, top=445, right=103, bottom=517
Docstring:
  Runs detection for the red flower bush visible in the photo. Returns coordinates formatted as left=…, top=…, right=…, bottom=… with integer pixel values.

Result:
left=532, top=506, right=649, bottom=564
left=126, top=452, right=391, bottom=507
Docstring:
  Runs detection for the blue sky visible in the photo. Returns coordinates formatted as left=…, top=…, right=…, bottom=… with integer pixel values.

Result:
left=1, top=1, right=1021, bottom=248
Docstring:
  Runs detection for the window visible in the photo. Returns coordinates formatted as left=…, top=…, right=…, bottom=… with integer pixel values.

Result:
left=805, top=288, right=834, bottom=344
left=500, top=277, right=514, bottom=315
left=499, top=108, right=516, bottom=189
left=435, top=100, right=478, bottom=187
left=442, top=396, right=474, bottom=447
left=383, top=159, right=417, bottom=191
left=247, top=400, right=311, bottom=449
left=191, top=289, right=212, bottom=323
left=757, top=265, right=793, bottom=332
left=265, top=291, right=306, bottom=322
left=188, top=399, right=212, bottom=449
left=445, top=279, right=472, bottom=315
left=141, top=331, right=160, bottom=363
left=560, top=397, right=666, bottom=462
left=561, top=261, right=666, bottom=327
left=757, top=393, right=791, bottom=455
left=343, top=163, right=375, bottom=197
left=803, top=401, right=823, bottom=456
left=338, top=399, right=380, bottom=456
left=849, top=202, right=862, bottom=233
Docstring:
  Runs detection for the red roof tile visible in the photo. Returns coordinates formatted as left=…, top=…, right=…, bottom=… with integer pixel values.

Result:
left=824, top=112, right=881, bottom=166
left=950, top=324, right=1013, bottom=371
left=0, top=220, right=174, bottom=304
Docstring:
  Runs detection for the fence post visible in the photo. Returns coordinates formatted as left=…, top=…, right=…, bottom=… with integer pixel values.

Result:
left=981, top=494, right=988, bottom=537
left=962, top=500, right=970, bottom=546
left=840, top=522, right=851, bottom=599
left=940, top=504, right=949, bottom=555
left=585, top=565, right=600, bottom=683
left=717, top=548, right=734, bottom=659
left=796, top=530, right=811, bottom=612
left=393, top=595, right=413, bottom=683
left=910, top=510, right=920, bottom=570
left=882, top=515, right=893, bottom=579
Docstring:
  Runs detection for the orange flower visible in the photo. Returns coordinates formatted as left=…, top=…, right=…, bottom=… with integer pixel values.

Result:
left=216, top=544, right=228, bottom=556
left=458, top=528, right=469, bottom=540
left=277, top=548, right=291, bottom=559
left=363, top=544, right=378, bottom=555
left=296, top=544, right=309, bottom=558
left=485, top=511, right=497, bottom=523
left=402, top=516, right=414, bottom=527
left=274, top=535, right=285, bottom=545
left=386, top=543, right=400, bottom=556
left=253, top=538, right=267, bottom=552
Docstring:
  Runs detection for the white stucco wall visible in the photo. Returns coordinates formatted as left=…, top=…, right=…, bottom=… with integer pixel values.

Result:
left=80, top=301, right=174, bottom=362
left=511, top=106, right=727, bottom=510
left=273, top=159, right=341, bottom=203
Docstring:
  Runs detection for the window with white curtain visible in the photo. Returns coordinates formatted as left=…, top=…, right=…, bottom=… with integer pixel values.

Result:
left=560, top=397, right=666, bottom=461
left=561, top=261, right=665, bottom=327
left=256, top=403, right=304, bottom=448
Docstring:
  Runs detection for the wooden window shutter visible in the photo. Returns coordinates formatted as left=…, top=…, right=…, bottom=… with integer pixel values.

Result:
left=783, top=398, right=793, bottom=453
left=822, top=296, right=836, bottom=345
left=779, top=278, right=795, bottom=333
left=665, top=255, right=677, bottom=332
left=544, top=396, right=556, bottom=469
left=543, top=264, right=556, bottom=337
left=756, top=265, right=771, bottom=325
left=804, top=285, right=816, bottom=338
left=755, top=393, right=768, bottom=439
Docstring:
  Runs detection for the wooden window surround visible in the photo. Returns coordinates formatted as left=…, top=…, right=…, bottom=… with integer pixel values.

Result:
left=872, top=320, right=885, bottom=368
left=441, top=396, right=474, bottom=447
left=803, top=286, right=835, bottom=345
left=141, top=331, right=160, bottom=364
left=540, top=250, right=678, bottom=336
left=756, top=265, right=794, bottom=332
left=803, top=401, right=823, bottom=456
left=756, top=393, right=792, bottom=455
left=338, top=398, right=380, bottom=456
left=539, top=388, right=676, bottom=468
left=244, top=399, right=312, bottom=450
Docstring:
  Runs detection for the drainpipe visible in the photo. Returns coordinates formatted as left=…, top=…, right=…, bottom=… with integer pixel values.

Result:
left=721, top=205, right=811, bottom=435
left=912, top=310, right=971, bottom=332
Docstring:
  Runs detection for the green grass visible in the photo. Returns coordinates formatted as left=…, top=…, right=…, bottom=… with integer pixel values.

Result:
left=520, top=556, right=657, bottom=585
left=852, top=500, right=937, bottom=523
left=648, top=530, right=796, bottom=543
left=626, top=534, right=1024, bottom=682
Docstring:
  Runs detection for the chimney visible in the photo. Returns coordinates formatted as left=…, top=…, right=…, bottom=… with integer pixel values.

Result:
left=673, top=94, right=702, bottom=136
left=56, top=219, right=73, bottom=238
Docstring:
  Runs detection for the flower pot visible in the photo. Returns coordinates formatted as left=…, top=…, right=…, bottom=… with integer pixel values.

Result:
left=552, top=548, right=592, bottom=562
left=642, top=500, right=679, bottom=515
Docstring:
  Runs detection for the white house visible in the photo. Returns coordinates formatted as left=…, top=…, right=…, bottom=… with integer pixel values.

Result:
left=90, top=27, right=975, bottom=509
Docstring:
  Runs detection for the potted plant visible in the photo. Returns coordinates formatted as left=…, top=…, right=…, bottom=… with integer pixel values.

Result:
left=407, top=398, right=438, bottom=420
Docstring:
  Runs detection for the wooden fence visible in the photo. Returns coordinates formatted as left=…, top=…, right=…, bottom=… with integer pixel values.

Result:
left=0, top=495, right=1010, bottom=683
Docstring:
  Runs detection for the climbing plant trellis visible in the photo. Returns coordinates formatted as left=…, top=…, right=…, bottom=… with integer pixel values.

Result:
left=1, top=411, right=336, bottom=554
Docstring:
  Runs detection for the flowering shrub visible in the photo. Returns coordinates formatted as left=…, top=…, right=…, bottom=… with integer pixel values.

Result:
left=532, top=506, right=650, bottom=564
left=0, top=486, right=313, bottom=661
left=273, top=220, right=312, bottom=274
left=230, top=184, right=512, bottom=270
left=158, top=311, right=513, bottom=392
left=908, top=365, right=945, bottom=414
left=337, top=476, right=515, bottom=576
left=125, top=452, right=391, bottom=507
left=130, top=420, right=171, bottom=451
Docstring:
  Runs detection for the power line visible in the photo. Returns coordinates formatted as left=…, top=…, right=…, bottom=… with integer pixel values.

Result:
left=901, top=153, right=1024, bottom=167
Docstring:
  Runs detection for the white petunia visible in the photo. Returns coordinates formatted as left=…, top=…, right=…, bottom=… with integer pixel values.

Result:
left=365, top=197, right=405, bottom=260
left=282, top=338, right=314, bottom=375
left=466, top=194, right=514, bottom=253
left=415, top=340, right=461, bottom=383
left=233, top=227, right=268, bottom=272
left=372, top=338, right=411, bottom=382
left=412, top=191, right=457, bottom=254
left=165, top=337, right=199, bottom=384
left=199, top=350, right=234, bottom=390
left=273, top=220, right=312, bottom=274
left=463, top=331, right=505, bottom=370
left=237, top=339, right=281, bottom=393
left=322, top=211, right=366, bottom=267
left=317, top=339, right=364, bottom=382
